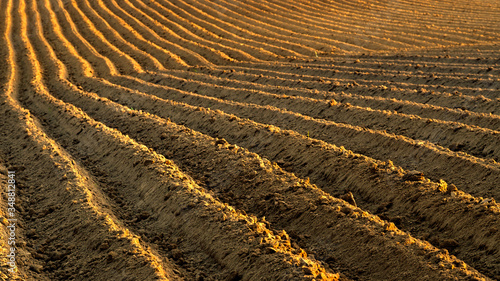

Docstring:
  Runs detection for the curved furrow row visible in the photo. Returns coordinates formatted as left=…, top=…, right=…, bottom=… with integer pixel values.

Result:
left=157, top=0, right=323, bottom=56
left=262, top=0, right=495, bottom=44
left=41, top=0, right=164, bottom=85
left=133, top=72, right=500, bottom=162
left=0, top=161, right=28, bottom=280
left=201, top=65, right=500, bottom=130
left=0, top=0, right=34, bottom=279
left=94, top=66, right=500, bottom=165
left=3, top=0, right=500, bottom=279
left=19, top=11, right=497, bottom=275
left=2, top=88, right=173, bottom=279
left=63, top=0, right=146, bottom=74
left=228, top=0, right=473, bottom=48
left=58, top=71, right=500, bottom=279
left=14, top=0, right=334, bottom=278
left=234, top=56, right=500, bottom=80
left=72, top=0, right=169, bottom=71
left=20, top=81, right=331, bottom=281
left=193, top=0, right=404, bottom=51
left=147, top=0, right=299, bottom=58
left=293, top=0, right=500, bottom=37
left=299, top=55, right=500, bottom=76
left=146, top=68, right=500, bottom=132
left=87, top=0, right=186, bottom=69
left=100, top=0, right=221, bottom=66
left=21, top=0, right=500, bottom=276
left=0, top=0, right=173, bottom=279
left=395, top=0, right=500, bottom=11
left=162, top=65, right=500, bottom=120
left=214, top=60, right=500, bottom=95
left=0, top=0, right=7, bottom=88
left=408, top=46, right=500, bottom=59
left=300, top=0, right=500, bottom=29
left=48, top=74, right=497, bottom=280
left=49, top=0, right=119, bottom=77
left=6, top=0, right=333, bottom=276
left=62, top=0, right=147, bottom=73
left=370, top=0, right=500, bottom=26
left=332, top=54, right=500, bottom=74
left=353, top=49, right=500, bottom=62
left=273, top=6, right=497, bottom=49
left=237, top=61, right=500, bottom=91
left=178, top=0, right=370, bottom=53
left=95, top=74, right=500, bottom=203
left=279, top=55, right=500, bottom=85
left=221, top=63, right=500, bottom=99
left=232, top=1, right=417, bottom=49
left=127, top=0, right=274, bottom=62
left=346, top=47, right=500, bottom=62
left=124, top=0, right=260, bottom=62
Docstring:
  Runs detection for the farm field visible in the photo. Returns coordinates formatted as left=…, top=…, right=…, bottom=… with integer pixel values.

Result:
left=0, top=0, right=500, bottom=280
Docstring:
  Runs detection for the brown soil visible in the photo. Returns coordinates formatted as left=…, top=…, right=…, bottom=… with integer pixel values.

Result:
left=1, top=0, right=499, bottom=280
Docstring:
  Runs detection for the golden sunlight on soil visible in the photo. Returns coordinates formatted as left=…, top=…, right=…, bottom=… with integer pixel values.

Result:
left=1, top=0, right=499, bottom=280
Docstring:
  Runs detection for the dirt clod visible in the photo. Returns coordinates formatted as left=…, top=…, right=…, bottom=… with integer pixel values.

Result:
left=402, top=171, right=425, bottom=182
left=340, top=192, right=357, bottom=207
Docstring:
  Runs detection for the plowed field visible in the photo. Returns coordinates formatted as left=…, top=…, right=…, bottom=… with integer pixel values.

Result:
left=1, top=0, right=499, bottom=280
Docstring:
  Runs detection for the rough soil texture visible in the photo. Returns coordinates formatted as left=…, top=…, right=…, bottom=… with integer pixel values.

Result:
left=0, top=0, right=499, bottom=280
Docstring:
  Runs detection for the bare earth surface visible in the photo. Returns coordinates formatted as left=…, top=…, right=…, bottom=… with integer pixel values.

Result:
left=1, top=0, right=500, bottom=280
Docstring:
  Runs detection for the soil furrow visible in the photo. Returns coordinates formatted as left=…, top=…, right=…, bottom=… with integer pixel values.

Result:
left=116, top=69, right=500, bottom=163
left=367, top=0, right=500, bottom=27
left=1, top=96, right=174, bottom=281
left=116, top=0, right=251, bottom=64
left=49, top=0, right=119, bottom=77
left=64, top=0, right=145, bottom=74
left=16, top=0, right=334, bottom=277
left=199, top=0, right=391, bottom=52
left=132, top=69, right=500, bottom=160
left=265, top=13, right=481, bottom=50
left=222, top=0, right=464, bottom=49
left=24, top=3, right=492, bottom=262
left=290, top=0, right=500, bottom=38
left=25, top=0, right=348, bottom=280
left=258, top=0, right=484, bottom=46
left=0, top=160, right=31, bottom=280
left=19, top=85, right=332, bottom=281
left=1, top=0, right=175, bottom=279
left=156, top=66, right=500, bottom=127
left=160, top=0, right=318, bottom=56
left=3, top=0, right=499, bottom=279
left=333, top=51, right=500, bottom=66
left=239, top=62, right=500, bottom=91
left=102, top=0, right=216, bottom=66
left=38, top=68, right=494, bottom=280
left=89, top=0, right=178, bottom=69
left=159, top=71, right=500, bottom=161
left=0, top=0, right=9, bottom=89
left=149, top=0, right=296, bottom=58
left=196, top=65, right=500, bottom=131
left=289, top=57, right=500, bottom=77
left=0, top=0, right=36, bottom=279
left=56, top=73, right=500, bottom=279
left=281, top=0, right=500, bottom=31
left=225, top=63, right=500, bottom=99
left=75, top=0, right=169, bottom=70
left=99, top=74, right=500, bottom=203
left=180, top=0, right=368, bottom=53
left=127, top=0, right=259, bottom=62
